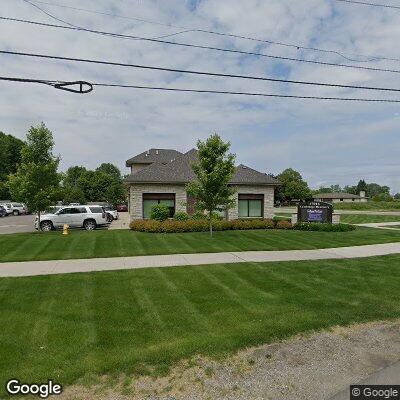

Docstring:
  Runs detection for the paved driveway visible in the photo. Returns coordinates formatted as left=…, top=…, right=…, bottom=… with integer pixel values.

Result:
left=0, top=214, right=35, bottom=234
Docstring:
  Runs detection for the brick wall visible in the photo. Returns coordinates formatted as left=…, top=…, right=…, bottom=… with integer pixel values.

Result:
left=129, top=183, right=187, bottom=220
left=227, top=185, right=275, bottom=220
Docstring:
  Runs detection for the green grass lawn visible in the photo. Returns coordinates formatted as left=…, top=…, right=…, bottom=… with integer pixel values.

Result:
left=334, top=201, right=400, bottom=211
left=2, top=227, right=400, bottom=262
left=274, top=212, right=400, bottom=224
left=0, top=255, right=399, bottom=395
left=340, top=214, right=400, bottom=224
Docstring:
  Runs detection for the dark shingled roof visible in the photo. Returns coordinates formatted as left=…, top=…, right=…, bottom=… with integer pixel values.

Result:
left=125, top=148, right=182, bottom=167
left=124, top=149, right=280, bottom=185
left=313, top=192, right=362, bottom=199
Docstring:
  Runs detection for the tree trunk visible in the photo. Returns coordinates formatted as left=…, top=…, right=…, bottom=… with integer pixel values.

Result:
left=38, top=210, right=41, bottom=232
left=209, top=210, right=213, bottom=236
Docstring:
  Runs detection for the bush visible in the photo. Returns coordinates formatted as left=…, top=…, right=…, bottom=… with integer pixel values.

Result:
left=293, top=223, right=356, bottom=232
left=150, top=204, right=170, bottom=222
left=174, top=211, right=189, bottom=221
left=130, top=218, right=277, bottom=233
left=191, top=211, right=207, bottom=220
left=276, top=220, right=292, bottom=230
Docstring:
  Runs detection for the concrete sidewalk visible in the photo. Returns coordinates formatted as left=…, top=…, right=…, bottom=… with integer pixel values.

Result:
left=329, top=360, right=400, bottom=399
left=1, top=242, right=400, bottom=278
left=354, top=221, right=400, bottom=230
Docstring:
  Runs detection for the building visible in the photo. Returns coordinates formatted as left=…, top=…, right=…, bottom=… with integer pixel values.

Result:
left=312, top=191, right=367, bottom=203
left=124, top=148, right=280, bottom=220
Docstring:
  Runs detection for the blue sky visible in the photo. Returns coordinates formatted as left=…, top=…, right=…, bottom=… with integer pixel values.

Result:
left=1, top=0, right=399, bottom=193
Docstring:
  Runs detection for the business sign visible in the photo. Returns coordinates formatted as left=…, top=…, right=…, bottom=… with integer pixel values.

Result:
left=297, top=201, right=333, bottom=223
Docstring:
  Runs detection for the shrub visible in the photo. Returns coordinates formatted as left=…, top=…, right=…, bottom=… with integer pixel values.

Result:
left=150, top=204, right=170, bottom=222
left=130, top=218, right=277, bottom=233
left=276, top=220, right=292, bottom=230
left=174, top=211, right=189, bottom=221
left=191, top=211, right=207, bottom=220
left=293, top=222, right=355, bottom=232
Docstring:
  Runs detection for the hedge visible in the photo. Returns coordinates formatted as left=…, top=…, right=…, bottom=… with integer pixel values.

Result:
left=293, top=222, right=356, bottom=232
left=130, top=219, right=276, bottom=233
left=129, top=219, right=356, bottom=233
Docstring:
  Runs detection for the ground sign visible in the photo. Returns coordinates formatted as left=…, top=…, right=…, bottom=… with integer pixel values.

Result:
left=297, top=201, right=333, bottom=223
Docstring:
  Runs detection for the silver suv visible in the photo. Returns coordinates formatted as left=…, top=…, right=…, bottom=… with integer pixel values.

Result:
left=35, top=205, right=109, bottom=231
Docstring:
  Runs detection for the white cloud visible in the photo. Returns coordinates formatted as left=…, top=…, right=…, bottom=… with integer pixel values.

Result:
left=0, top=0, right=399, bottom=192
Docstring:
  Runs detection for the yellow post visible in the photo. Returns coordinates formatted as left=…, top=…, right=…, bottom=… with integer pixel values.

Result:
left=62, top=224, right=69, bottom=235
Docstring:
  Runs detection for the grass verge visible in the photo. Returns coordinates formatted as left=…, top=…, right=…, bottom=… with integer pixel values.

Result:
left=0, top=255, right=399, bottom=396
left=1, top=227, right=400, bottom=262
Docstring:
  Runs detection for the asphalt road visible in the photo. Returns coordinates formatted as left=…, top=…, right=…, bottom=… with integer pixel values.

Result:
left=0, top=214, right=35, bottom=235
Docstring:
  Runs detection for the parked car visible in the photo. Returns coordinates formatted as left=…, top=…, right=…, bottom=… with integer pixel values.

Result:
left=35, top=205, right=110, bottom=231
left=104, top=205, right=119, bottom=221
left=116, top=204, right=128, bottom=212
left=0, top=203, right=12, bottom=215
left=0, top=205, right=7, bottom=217
left=2, top=202, right=27, bottom=216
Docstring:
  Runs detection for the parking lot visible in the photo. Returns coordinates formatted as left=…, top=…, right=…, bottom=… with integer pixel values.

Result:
left=0, top=214, right=35, bottom=234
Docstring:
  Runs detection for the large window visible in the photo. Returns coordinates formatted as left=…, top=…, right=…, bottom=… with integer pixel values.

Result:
left=143, top=193, right=175, bottom=219
left=238, top=194, right=263, bottom=218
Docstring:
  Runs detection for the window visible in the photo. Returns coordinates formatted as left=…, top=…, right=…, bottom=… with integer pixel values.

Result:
left=89, top=207, right=103, bottom=214
left=143, top=193, right=175, bottom=219
left=238, top=194, right=263, bottom=218
left=340, top=198, right=344, bottom=202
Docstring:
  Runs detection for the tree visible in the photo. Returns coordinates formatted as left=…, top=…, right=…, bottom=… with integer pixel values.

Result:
left=186, top=134, right=236, bottom=235
left=8, top=123, right=61, bottom=227
left=63, top=166, right=87, bottom=188
left=96, top=163, right=121, bottom=180
left=394, top=193, right=400, bottom=200
left=366, top=183, right=390, bottom=198
left=0, top=132, right=25, bottom=199
left=356, top=179, right=367, bottom=194
left=276, top=168, right=311, bottom=201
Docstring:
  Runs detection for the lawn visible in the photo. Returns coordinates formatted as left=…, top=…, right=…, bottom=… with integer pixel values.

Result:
left=0, top=255, right=399, bottom=396
left=274, top=212, right=400, bottom=224
left=2, top=227, right=400, bottom=262
left=339, top=214, right=400, bottom=224
left=334, top=201, right=400, bottom=211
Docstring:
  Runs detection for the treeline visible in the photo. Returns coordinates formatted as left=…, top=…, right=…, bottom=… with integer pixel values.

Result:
left=275, top=169, right=398, bottom=202
left=1, top=123, right=126, bottom=213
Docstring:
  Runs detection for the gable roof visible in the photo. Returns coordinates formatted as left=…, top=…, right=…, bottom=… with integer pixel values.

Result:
left=313, top=192, right=362, bottom=199
left=124, top=149, right=280, bottom=186
left=231, top=164, right=279, bottom=185
left=125, top=148, right=182, bottom=167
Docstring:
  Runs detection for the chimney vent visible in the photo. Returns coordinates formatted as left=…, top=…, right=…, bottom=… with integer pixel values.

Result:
left=156, top=149, right=159, bottom=155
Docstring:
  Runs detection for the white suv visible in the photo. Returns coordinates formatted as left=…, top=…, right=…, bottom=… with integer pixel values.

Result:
left=1, top=203, right=27, bottom=215
left=35, top=205, right=109, bottom=231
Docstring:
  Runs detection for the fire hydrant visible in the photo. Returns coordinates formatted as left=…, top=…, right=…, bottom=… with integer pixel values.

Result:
left=62, top=224, right=69, bottom=235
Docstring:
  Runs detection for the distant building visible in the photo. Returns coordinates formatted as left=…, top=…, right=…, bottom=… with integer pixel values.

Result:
left=312, top=191, right=367, bottom=203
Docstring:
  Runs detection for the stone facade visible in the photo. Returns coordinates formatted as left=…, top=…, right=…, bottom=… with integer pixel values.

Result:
left=227, top=185, right=275, bottom=220
left=129, top=183, right=275, bottom=220
left=129, top=183, right=187, bottom=220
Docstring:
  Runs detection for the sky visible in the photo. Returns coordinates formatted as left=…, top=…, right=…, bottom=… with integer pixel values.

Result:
left=1, top=0, right=400, bottom=193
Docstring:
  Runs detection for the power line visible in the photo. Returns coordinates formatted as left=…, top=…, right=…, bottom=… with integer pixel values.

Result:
left=2, top=75, right=400, bottom=102
left=21, top=0, right=396, bottom=63
left=92, top=82, right=400, bottom=102
left=2, top=48, right=400, bottom=93
left=5, top=16, right=400, bottom=76
left=0, top=76, right=93, bottom=93
left=335, top=0, right=400, bottom=10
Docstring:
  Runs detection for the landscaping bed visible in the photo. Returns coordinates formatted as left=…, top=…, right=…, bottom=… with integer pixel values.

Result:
left=0, top=255, right=399, bottom=397
left=130, top=219, right=354, bottom=233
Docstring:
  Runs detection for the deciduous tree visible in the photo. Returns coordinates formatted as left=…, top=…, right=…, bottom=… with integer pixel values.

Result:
left=186, top=134, right=236, bottom=236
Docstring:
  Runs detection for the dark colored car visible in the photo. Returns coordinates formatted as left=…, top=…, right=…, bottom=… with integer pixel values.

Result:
left=0, top=205, right=7, bottom=217
left=116, top=204, right=128, bottom=212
